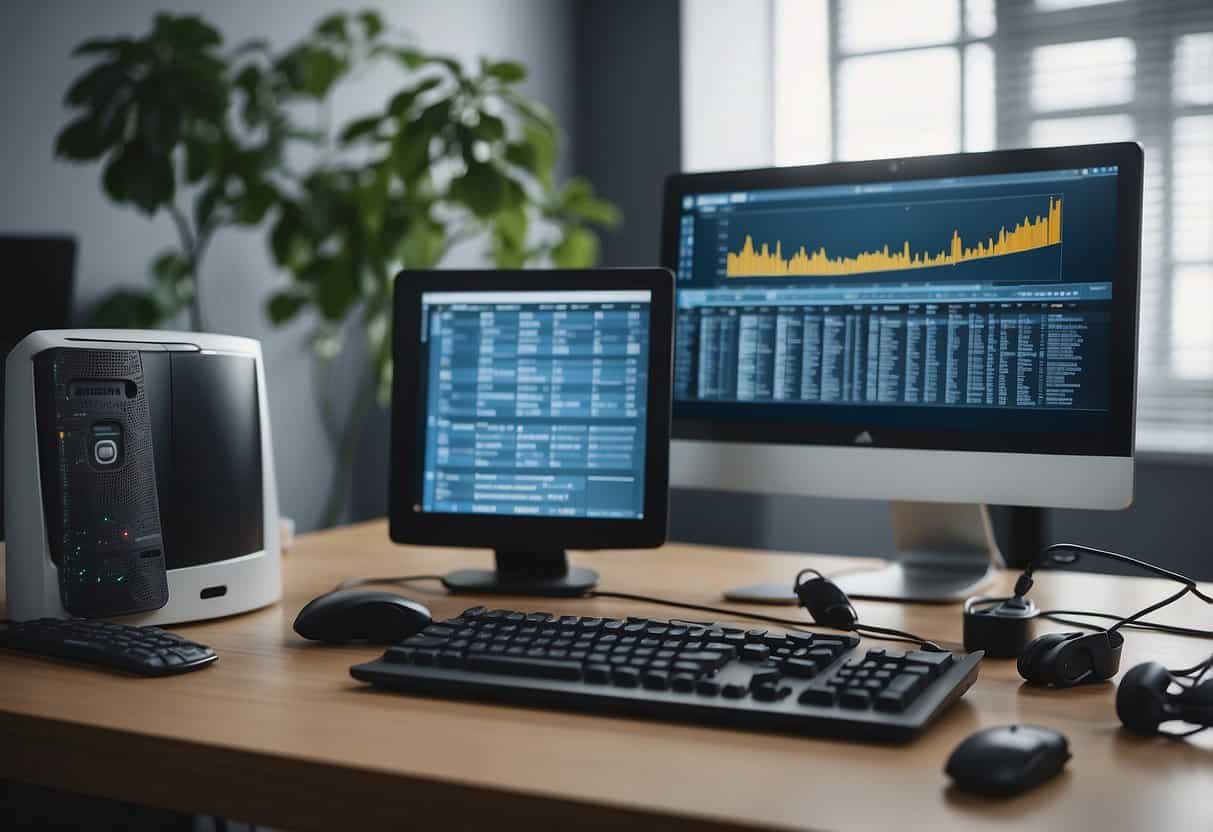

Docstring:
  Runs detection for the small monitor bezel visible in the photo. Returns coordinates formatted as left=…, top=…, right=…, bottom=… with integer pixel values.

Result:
left=389, top=268, right=674, bottom=550
left=661, top=143, right=1143, bottom=457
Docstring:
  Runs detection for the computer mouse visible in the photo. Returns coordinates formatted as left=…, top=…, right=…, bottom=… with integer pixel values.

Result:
left=945, top=725, right=1070, bottom=797
left=293, top=590, right=432, bottom=644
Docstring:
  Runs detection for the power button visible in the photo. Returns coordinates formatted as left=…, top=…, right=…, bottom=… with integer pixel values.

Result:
left=94, top=439, right=118, bottom=465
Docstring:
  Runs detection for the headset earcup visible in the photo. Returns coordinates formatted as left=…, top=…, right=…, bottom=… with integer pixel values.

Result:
left=1116, top=662, right=1174, bottom=735
left=1017, top=632, right=1071, bottom=683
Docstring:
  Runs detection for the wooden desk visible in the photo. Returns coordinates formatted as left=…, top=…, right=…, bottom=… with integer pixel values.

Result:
left=2, top=521, right=1211, bottom=830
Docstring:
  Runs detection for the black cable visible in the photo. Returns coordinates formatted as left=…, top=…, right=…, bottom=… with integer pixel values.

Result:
left=1038, top=609, right=1213, bottom=640
left=334, top=574, right=444, bottom=591
left=1025, top=543, right=1213, bottom=605
left=589, top=590, right=943, bottom=650
left=1108, top=584, right=1194, bottom=634
left=333, top=574, right=945, bottom=648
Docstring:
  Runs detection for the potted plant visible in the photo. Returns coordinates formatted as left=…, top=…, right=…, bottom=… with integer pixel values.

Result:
left=57, top=11, right=620, bottom=526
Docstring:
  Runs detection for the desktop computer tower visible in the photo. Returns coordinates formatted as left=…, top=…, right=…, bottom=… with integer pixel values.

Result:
left=4, top=330, right=281, bottom=624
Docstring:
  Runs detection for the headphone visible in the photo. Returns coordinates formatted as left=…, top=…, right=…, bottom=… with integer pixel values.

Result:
left=794, top=569, right=943, bottom=650
left=794, top=569, right=858, bottom=629
left=1116, top=659, right=1213, bottom=736
left=964, top=544, right=1213, bottom=689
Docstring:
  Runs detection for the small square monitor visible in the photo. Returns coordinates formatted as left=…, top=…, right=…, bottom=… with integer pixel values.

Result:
left=389, top=269, right=674, bottom=596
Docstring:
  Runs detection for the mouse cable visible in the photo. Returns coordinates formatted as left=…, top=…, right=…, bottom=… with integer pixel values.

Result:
left=333, top=574, right=444, bottom=592
left=587, top=590, right=943, bottom=650
left=1019, top=543, right=1213, bottom=606
left=1037, top=609, right=1213, bottom=641
left=331, top=576, right=945, bottom=648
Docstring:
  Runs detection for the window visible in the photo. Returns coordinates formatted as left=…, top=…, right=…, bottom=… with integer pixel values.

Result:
left=683, top=0, right=1213, bottom=453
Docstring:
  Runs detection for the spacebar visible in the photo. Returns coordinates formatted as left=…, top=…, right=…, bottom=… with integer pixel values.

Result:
left=465, top=652, right=583, bottom=680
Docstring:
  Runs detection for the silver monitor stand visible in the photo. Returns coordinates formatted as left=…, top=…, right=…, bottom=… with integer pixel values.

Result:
left=722, top=502, right=1000, bottom=604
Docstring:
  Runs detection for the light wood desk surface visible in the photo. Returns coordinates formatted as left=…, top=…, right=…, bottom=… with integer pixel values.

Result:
left=2, top=521, right=1212, bottom=831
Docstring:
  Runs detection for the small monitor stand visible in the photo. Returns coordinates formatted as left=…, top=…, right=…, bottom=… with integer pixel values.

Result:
left=723, top=502, right=1001, bottom=604
left=442, top=550, right=598, bottom=597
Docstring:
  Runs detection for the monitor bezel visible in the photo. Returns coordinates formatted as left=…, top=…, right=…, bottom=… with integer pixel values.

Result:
left=389, top=268, right=674, bottom=550
left=661, top=142, right=1143, bottom=457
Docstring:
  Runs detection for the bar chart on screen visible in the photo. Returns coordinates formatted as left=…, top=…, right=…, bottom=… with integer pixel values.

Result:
left=724, top=194, right=1063, bottom=282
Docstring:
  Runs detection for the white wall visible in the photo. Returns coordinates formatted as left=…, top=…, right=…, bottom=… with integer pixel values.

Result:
left=0, top=0, right=576, bottom=531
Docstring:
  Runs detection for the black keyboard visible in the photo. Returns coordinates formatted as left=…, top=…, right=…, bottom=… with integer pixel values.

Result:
left=351, top=607, right=982, bottom=742
left=0, top=617, right=217, bottom=676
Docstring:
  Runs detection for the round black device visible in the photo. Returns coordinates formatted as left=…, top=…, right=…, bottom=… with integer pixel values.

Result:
left=794, top=571, right=858, bottom=630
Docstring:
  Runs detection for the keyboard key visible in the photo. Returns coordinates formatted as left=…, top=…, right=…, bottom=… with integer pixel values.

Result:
left=400, top=635, right=448, bottom=650
left=437, top=651, right=463, bottom=668
left=643, top=671, right=670, bottom=690
left=612, top=667, right=641, bottom=688
left=798, top=686, right=836, bottom=707
left=679, top=651, right=728, bottom=667
left=704, top=642, right=738, bottom=657
left=874, top=673, right=923, bottom=712
left=585, top=664, right=611, bottom=684
left=696, top=678, right=721, bottom=696
left=905, top=651, right=953, bottom=675
left=839, top=689, right=871, bottom=709
left=466, top=653, right=582, bottom=680
left=753, top=684, right=791, bottom=702
left=780, top=658, right=819, bottom=678
left=741, top=644, right=771, bottom=662
left=722, top=683, right=748, bottom=699
left=670, top=673, right=695, bottom=692
left=671, top=661, right=706, bottom=675
left=750, top=668, right=782, bottom=687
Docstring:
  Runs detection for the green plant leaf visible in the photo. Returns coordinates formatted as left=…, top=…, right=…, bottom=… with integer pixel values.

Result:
left=184, top=138, right=210, bottom=183
left=474, top=113, right=506, bottom=143
left=503, top=141, right=536, bottom=171
left=267, top=289, right=309, bottom=324
left=64, top=62, right=128, bottom=107
left=400, top=215, right=446, bottom=269
left=521, top=124, right=556, bottom=186
left=449, top=161, right=507, bottom=217
left=501, top=88, right=558, bottom=137
left=550, top=226, right=599, bottom=268
left=315, top=13, right=349, bottom=41
left=484, top=59, right=526, bottom=83
left=358, top=10, right=384, bottom=39
left=395, top=48, right=461, bottom=76
left=87, top=288, right=168, bottom=328
left=102, top=141, right=174, bottom=214
left=311, top=257, right=359, bottom=320
left=236, top=180, right=277, bottom=224
left=152, top=14, right=222, bottom=50
left=56, top=116, right=115, bottom=160
left=339, top=115, right=381, bottom=143
left=558, top=177, right=621, bottom=227
left=151, top=249, right=190, bottom=282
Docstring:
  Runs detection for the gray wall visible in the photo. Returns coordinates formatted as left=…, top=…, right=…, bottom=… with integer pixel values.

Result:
left=0, top=0, right=577, bottom=533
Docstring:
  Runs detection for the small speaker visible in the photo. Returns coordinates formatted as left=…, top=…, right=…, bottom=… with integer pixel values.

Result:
left=33, top=347, right=168, bottom=617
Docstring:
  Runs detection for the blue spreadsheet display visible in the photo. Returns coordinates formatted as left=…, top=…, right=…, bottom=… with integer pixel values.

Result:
left=419, top=290, right=651, bottom=518
left=673, top=166, right=1122, bottom=436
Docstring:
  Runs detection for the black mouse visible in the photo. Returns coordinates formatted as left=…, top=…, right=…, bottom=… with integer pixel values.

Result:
left=945, top=725, right=1070, bottom=797
left=293, top=590, right=432, bottom=644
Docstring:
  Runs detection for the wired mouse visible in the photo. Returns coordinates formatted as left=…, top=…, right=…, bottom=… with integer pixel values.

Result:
left=945, top=725, right=1070, bottom=797
left=293, top=590, right=432, bottom=644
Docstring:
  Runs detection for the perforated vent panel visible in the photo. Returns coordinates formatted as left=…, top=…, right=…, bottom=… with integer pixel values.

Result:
left=34, top=347, right=169, bottom=617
